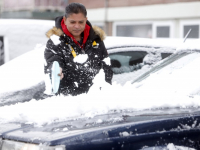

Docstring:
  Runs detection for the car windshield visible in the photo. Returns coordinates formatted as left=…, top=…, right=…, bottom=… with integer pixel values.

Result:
left=132, top=51, right=200, bottom=97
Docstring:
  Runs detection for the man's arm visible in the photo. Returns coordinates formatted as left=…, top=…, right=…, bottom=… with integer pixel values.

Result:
left=99, top=41, right=113, bottom=84
left=44, top=39, right=65, bottom=80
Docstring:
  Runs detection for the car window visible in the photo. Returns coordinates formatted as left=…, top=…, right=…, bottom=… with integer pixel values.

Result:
left=132, top=51, right=200, bottom=84
left=109, top=51, right=171, bottom=75
left=161, top=52, right=172, bottom=59
left=109, top=51, right=147, bottom=74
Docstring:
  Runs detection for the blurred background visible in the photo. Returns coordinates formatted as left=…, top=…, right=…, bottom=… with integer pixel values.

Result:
left=0, top=0, right=200, bottom=65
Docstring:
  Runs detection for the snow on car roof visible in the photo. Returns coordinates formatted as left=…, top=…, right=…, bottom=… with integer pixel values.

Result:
left=104, top=36, right=182, bottom=49
left=105, top=37, right=200, bottom=53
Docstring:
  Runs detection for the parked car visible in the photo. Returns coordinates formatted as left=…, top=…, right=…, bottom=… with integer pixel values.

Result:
left=0, top=39, right=200, bottom=150
left=0, top=37, right=177, bottom=106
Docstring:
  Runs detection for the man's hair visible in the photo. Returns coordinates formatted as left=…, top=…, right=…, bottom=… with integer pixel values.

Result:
left=65, top=3, right=87, bottom=18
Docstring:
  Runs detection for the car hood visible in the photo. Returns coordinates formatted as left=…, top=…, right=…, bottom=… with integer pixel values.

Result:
left=1, top=108, right=200, bottom=146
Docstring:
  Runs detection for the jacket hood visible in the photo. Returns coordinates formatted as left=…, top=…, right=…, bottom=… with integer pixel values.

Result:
left=46, top=16, right=106, bottom=41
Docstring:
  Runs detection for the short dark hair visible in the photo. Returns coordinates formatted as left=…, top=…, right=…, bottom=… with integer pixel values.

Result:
left=65, top=3, right=87, bottom=18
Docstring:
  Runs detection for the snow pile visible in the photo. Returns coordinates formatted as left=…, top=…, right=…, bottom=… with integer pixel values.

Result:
left=1, top=38, right=200, bottom=125
left=143, top=52, right=162, bottom=65
left=0, top=65, right=200, bottom=125
left=0, top=44, right=45, bottom=93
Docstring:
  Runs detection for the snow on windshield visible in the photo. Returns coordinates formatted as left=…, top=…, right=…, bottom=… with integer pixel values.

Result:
left=1, top=46, right=200, bottom=125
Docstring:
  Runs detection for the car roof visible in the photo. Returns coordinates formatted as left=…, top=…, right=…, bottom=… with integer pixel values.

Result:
left=104, top=36, right=183, bottom=50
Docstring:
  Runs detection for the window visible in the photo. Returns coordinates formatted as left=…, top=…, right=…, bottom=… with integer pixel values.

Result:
left=113, top=21, right=174, bottom=38
left=116, top=24, right=152, bottom=38
left=184, top=25, right=199, bottom=38
left=0, top=36, right=4, bottom=66
left=180, top=20, right=200, bottom=39
left=156, top=26, right=170, bottom=38
left=109, top=51, right=147, bottom=74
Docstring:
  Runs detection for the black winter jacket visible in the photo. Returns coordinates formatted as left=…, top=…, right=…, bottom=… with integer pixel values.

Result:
left=44, top=17, right=113, bottom=96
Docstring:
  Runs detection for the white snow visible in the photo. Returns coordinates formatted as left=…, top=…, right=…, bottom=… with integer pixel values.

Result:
left=50, top=35, right=61, bottom=45
left=167, top=143, right=195, bottom=150
left=104, top=36, right=182, bottom=50
left=73, top=54, right=88, bottom=63
left=1, top=37, right=200, bottom=126
left=0, top=44, right=45, bottom=93
left=119, top=131, right=130, bottom=137
left=103, top=57, right=111, bottom=66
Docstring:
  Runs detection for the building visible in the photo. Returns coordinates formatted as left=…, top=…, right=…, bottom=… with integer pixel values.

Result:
left=0, top=0, right=68, bottom=20
left=1, top=0, right=200, bottom=38
left=68, top=0, right=200, bottom=39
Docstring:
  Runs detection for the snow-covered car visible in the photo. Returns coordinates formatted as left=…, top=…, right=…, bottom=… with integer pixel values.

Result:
left=0, top=39, right=200, bottom=149
left=0, top=37, right=177, bottom=106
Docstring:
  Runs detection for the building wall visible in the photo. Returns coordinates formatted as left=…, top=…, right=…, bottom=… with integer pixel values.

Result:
left=2, top=0, right=66, bottom=11
left=0, top=0, right=67, bottom=20
left=85, top=1, right=200, bottom=38
left=69, top=0, right=199, bottom=8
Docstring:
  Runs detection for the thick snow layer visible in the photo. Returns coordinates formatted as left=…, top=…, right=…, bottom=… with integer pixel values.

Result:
left=104, top=36, right=181, bottom=49
left=0, top=44, right=45, bottom=93
left=1, top=38, right=200, bottom=125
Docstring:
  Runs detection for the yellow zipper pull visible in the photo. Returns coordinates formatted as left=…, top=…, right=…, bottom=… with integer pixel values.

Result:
left=67, top=44, right=76, bottom=58
left=71, top=48, right=77, bottom=57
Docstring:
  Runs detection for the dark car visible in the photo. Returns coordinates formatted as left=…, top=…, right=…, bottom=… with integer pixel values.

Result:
left=1, top=40, right=200, bottom=150
left=0, top=108, right=200, bottom=150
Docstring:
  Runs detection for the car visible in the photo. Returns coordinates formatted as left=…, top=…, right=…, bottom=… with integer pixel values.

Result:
left=0, top=39, right=200, bottom=150
left=0, top=37, right=177, bottom=106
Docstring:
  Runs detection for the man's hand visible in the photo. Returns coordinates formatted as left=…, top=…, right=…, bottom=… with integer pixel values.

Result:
left=58, top=67, right=64, bottom=80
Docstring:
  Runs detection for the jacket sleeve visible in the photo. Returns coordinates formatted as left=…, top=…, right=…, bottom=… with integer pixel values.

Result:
left=44, top=39, right=65, bottom=74
left=99, top=41, right=113, bottom=84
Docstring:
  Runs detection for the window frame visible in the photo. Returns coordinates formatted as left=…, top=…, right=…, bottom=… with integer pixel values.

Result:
left=152, top=21, right=175, bottom=38
left=0, top=35, right=9, bottom=64
left=113, top=21, right=174, bottom=39
left=180, top=20, right=200, bottom=39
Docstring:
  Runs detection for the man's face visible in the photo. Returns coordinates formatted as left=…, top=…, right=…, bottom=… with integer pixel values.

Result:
left=64, top=13, right=87, bottom=38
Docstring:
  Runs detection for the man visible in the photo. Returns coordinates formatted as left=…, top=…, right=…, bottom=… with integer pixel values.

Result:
left=44, top=3, right=113, bottom=96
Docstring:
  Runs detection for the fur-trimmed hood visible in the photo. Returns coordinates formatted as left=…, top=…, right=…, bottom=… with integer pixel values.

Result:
left=46, top=25, right=106, bottom=41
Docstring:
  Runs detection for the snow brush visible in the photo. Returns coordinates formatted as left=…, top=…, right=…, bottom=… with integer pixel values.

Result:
left=51, top=61, right=60, bottom=94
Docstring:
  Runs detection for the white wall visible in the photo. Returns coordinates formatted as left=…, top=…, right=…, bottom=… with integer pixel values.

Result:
left=88, top=2, right=200, bottom=22
left=87, top=2, right=200, bottom=38
left=0, top=19, right=54, bottom=62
